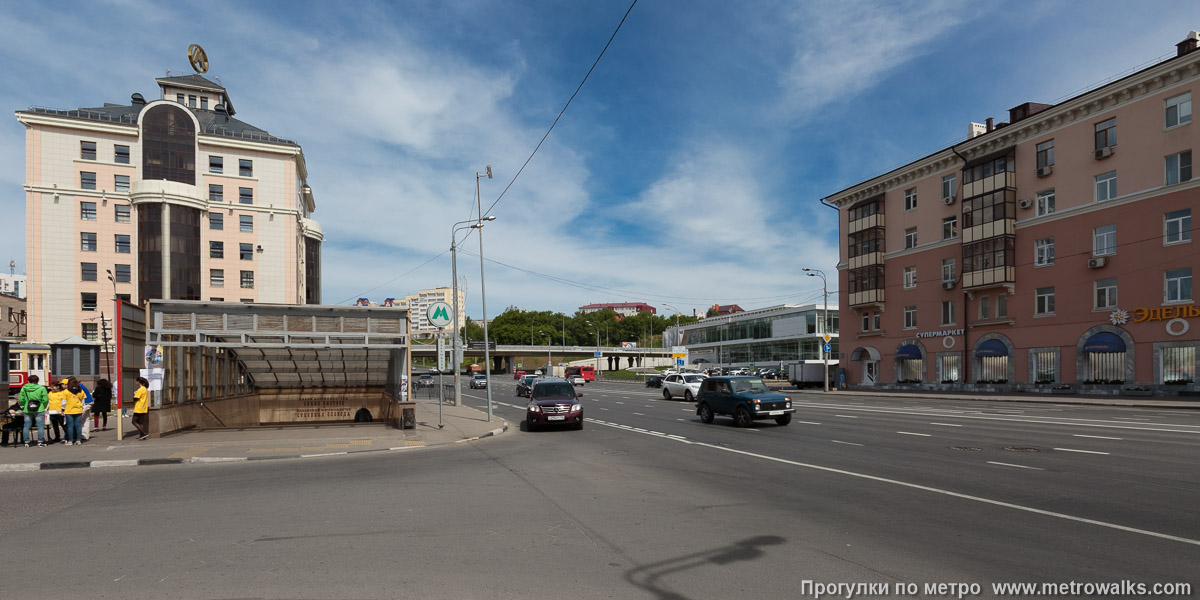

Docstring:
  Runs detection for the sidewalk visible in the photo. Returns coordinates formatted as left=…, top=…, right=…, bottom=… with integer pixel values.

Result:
left=795, top=389, right=1200, bottom=409
left=0, top=397, right=507, bottom=473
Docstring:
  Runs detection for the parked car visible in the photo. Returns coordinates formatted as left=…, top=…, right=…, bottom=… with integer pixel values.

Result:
left=569, top=375, right=585, bottom=386
left=526, top=378, right=584, bottom=431
left=514, top=370, right=527, bottom=380
left=516, top=375, right=539, bottom=397
left=695, top=376, right=794, bottom=427
left=417, top=374, right=436, bottom=388
left=662, top=373, right=707, bottom=402
left=645, top=375, right=664, bottom=388
left=470, top=374, right=488, bottom=389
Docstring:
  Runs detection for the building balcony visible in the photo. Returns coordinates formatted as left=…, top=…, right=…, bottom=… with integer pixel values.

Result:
left=961, top=171, right=1015, bottom=200
left=962, top=219, right=1014, bottom=244
left=848, top=213, right=884, bottom=235
left=962, top=266, right=1014, bottom=290
left=847, top=252, right=884, bottom=270
left=848, top=289, right=885, bottom=307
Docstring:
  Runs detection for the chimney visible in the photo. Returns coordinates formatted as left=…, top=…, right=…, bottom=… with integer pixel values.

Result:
left=1177, top=30, right=1200, bottom=56
left=986, top=117, right=994, bottom=132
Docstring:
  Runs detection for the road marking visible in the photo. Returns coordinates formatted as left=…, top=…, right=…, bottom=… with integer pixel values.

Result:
left=929, top=422, right=962, bottom=427
left=835, top=415, right=858, bottom=418
left=1074, top=434, right=1123, bottom=440
left=987, top=461, right=1044, bottom=471
left=616, top=402, right=624, bottom=405
left=794, top=420, right=822, bottom=425
left=633, top=413, right=645, bottom=416
left=897, top=431, right=931, bottom=437
left=649, top=431, right=664, bottom=436
left=831, top=440, right=864, bottom=446
left=676, top=418, right=685, bottom=421
left=600, top=408, right=609, bottom=411
left=1054, top=448, right=1110, bottom=455
left=681, top=409, right=692, bottom=412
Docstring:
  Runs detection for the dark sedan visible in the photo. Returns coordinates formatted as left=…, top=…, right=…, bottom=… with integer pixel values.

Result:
left=645, top=376, right=664, bottom=388
left=515, top=375, right=539, bottom=397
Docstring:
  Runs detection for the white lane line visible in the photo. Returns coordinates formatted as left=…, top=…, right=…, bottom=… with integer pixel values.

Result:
left=649, top=431, right=664, bottom=436
left=631, top=427, right=648, bottom=432
left=929, top=422, right=963, bottom=427
left=681, top=409, right=692, bottom=412
left=616, top=402, right=624, bottom=405
left=666, top=434, right=687, bottom=440
left=1054, top=447, right=1110, bottom=455
left=600, top=408, right=609, bottom=411
left=676, top=418, right=685, bottom=421
left=987, top=461, right=1044, bottom=471
left=1074, top=434, right=1123, bottom=440
left=632, top=413, right=645, bottom=416
left=835, top=415, right=858, bottom=418
left=794, top=420, right=822, bottom=425
left=897, top=431, right=931, bottom=437
left=831, top=440, right=864, bottom=446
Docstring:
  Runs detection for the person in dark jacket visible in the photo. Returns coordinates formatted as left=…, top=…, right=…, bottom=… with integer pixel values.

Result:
left=2, top=401, right=24, bottom=446
left=92, top=379, right=113, bottom=431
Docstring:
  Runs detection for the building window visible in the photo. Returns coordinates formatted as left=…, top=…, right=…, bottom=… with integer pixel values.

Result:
left=80, top=201, right=97, bottom=221
left=1162, top=346, right=1196, bottom=384
left=872, top=311, right=880, bottom=330
left=941, top=174, right=956, bottom=201
left=1166, top=150, right=1192, bottom=185
left=240, top=271, right=255, bottom=289
left=904, top=188, right=917, bottom=211
left=1035, top=237, right=1055, bottom=266
left=82, top=323, right=98, bottom=341
left=940, top=300, right=954, bottom=326
left=240, top=243, right=253, bottom=260
left=177, top=93, right=185, bottom=104
left=239, top=159, right=253, bottom=177
left=81, top=292, right=97, bottom=311
left=239, top=187, right=253, bottom=204
left=209, top=212, right=223, bottom=230
left=1165, top=209, right=1192, bottom=245
left=1035, top=287, right=1055, bottom=316
left=904, top=227, right=917, bottom=249
left=240, top=215, right=254, bottom=232
left=903, top=306, right=917, bottom=329
left=210, top=269, right=224, bottom=287
left=940, top=354, right=960, bottom=383
left=1036, top=189, right=1055, bottom=217
left=210, top=241, right=224, bottom=259
left=115, top=234, right=131, bottom=254
left=116, top=293, right=131, bottom=302
left=1166, top=92, right=1192, bottom=129
left=81, top=262, right=97, bottom=281
left=1093, top=225, right=1116, bottom=256
left=210, top=297, right=224, bottom=302
left=861, top=312, right=869, bottom=332
left=115, top=264, right=131, bottom=283
left=80, top=140, right=96, bottom=160
left=941, top=258, right=956, bottom=285
left=81, top=232, right=97, bottom=252
left=942, top=216, right=957, bottom=240
left=1094, top=278, right=1118, bottom=310
left=142, top=104, right=196, bottom=185
left=978, top=295, right=991, bottom=320
left=188, top=95, right=197, bottom=108
left=1095, top=171, right=1117, bottom=202
left=996, top=293, right=1008, bottom=319
left=209, top=184, right=223, bottom=202
left=114, top=175, right=130, bottom=193
left=81, top=171, right=96, bottom=190
left=1166, top=268, right=1193, bottom=303
left=1094, top=117, right=1116, bottom=151
left=115, top=144, right=130, bottom=164
left=210, top=156, right=223, bottom=174
left=903, top=266, right=916, bottom=289
left=1033, top=351, right=1058, bottom=384
left=1036, top=140, right=1054, bottom=169
left=200, top=96, right=209, bottom=110
left=115, top=204, right=130, bottom=223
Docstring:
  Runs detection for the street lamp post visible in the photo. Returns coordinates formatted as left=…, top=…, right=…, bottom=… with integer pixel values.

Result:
left=451, top=218, right=489, bottom=409
left=476, top=165, right=494, bottom=422
left=105, top=269, right=123, bottom=439
left=539, top=330, right=552, bottom=376
left=804, top=268, right=830, bottom=393
left=660, top=303, right=682, bottom=370
left=586, top=323, right=599, bottom=379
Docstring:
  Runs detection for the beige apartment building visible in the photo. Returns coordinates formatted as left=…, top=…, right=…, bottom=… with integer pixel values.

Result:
left=404, top=287, right=465, bottom=338
left=825, top=31, right=1199, bottom=395
left=17, top=72, right=323, bottom=343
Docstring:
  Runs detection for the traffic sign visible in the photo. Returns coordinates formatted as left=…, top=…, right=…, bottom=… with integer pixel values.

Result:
left=593, top=351, right=603, bottom=358
left=676, top=358, right=685, bottom=366
left=823, top=334, right=831, bottom=343
left=427, top=301, right=454, bottom=328
left=436, top=338, right=446, bottom=370
left=517, top=363, right=522, bottom=368
left=823, top=343, right=832, bottom=353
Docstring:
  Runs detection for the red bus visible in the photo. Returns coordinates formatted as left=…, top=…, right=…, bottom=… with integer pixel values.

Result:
left=564, top=366, right=596, bottom=382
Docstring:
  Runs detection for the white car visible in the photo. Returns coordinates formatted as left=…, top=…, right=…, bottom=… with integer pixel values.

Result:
left=662, top=373, right=706, bottom=401
left=569, top=375, right=585, bottom=386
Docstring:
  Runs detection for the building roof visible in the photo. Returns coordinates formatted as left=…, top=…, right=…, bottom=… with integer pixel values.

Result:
left=711, top=304, right=744, bottom=315
left=579, top=302, right=656, bottom=312
left=155, top=73, right=236, bottom=115
left=19, top=101, right=296, bottom=146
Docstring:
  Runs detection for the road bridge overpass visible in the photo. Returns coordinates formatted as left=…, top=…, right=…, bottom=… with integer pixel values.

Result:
left=410, top=344, right=676, bottom=372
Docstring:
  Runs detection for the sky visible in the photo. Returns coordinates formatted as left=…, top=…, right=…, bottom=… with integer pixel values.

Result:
left=2, top=1, right=1198, bottom=319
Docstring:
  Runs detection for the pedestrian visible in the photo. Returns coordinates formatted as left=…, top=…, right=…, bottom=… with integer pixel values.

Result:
left=46, top=381, right=66, bottom=444
left=131, top=377, right=150, bottom=440
left=72, top=377, right=93, bottom=441
left=62, top=380, right=85, bottom=446
left=2, top=401, right=24, bottom=447
left=92, top=379, right=113, bottom=431
left=17, top=374, right=49, bottom=447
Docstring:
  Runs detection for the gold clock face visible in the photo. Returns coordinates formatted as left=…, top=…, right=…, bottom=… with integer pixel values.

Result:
left=188, top=44, right=209, bottom=74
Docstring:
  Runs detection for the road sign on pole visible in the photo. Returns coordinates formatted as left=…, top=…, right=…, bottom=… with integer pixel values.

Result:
left=823, top=343, right=832, bottom=354
left=823, top=334, right=831, bottom=343
left=437, top=337, right=446, bottom=371
left=427, top=301, right=454, bottom=328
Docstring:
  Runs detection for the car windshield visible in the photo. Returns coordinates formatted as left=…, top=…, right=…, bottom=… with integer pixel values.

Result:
left=730, top=378, right=768, bottom=394
left=684, top=375, right=705, bottom=384
left=419, top=375, right=433, bottom=380
left=532, top=383, right=575, bottom=399
left=473, top=375, right=486, bottom=380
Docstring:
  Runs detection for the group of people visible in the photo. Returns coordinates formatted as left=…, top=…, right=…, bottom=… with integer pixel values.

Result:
left=2, top=375, right=152, bottom=446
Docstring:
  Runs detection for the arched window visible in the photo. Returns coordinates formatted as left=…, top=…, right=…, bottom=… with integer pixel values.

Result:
left=1083, top=332, right=1127, bottom=384
left=142, top=104, right=195, bottom=184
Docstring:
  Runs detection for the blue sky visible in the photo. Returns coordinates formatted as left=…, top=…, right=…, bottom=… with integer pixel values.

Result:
left=2, top=1, right=1198, bottom=319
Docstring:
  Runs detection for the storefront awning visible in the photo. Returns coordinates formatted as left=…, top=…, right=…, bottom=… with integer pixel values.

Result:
left=974, top=339, right=1009, bottom=357
left=1083, top=332, right=1126, bottom=353
left=896, top=345, right=922, bottom=360
left=850, top=346, right=881, bottom=361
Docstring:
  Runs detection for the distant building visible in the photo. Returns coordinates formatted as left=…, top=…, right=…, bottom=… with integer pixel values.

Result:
left=1, top=294, right=27, bottom=339
left=578, top=302, right=657, bottom=318
left=0, top=271, right=26, bottom=299
left=709, top=304, right=744, bottom=316
left=404, top=287, right=466, bottom=337
left=667, top=304, right=838, bottom=367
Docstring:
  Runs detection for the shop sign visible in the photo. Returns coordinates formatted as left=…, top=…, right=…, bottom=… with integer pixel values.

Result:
left=1111, top=307, right=1196, bottom=337
left=915, top=328, right=963, bottom=339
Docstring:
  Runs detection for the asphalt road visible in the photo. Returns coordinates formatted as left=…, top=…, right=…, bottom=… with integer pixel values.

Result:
left=2, top=381, right=1197, bottom=599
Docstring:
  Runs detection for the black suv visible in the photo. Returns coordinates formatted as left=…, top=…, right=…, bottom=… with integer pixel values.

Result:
left=695, top=376, right=793, bottom=427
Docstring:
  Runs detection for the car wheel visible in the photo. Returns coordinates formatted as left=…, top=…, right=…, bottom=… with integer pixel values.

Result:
left=734, top=406, right=753, bottom=428
left=684, top=390, right=694, bottom=403
left=775, top=413, right=792, bottom=426
left=663, top=388, right=671, bottom=400
left=527, top=420, right=537, bottom=432
left=575, top=420, right=584, bottom=431
left=698, top=403, right=714, bottom=424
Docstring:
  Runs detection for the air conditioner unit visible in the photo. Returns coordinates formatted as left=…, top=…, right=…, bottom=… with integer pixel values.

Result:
left=1088, top=256, right=1107, bottom=269
left=942, top=195, right=954, bottom=205
left=942, top=280, right=956, bottom=290
left=1036, top=166, right=1053, bottom=177
left=1094, top=146, right=1113, bottom=159
left=1018, top=198, right=1033, bottom=209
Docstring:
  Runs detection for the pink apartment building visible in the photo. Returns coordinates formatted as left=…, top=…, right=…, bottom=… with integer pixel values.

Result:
left=825, top=31, right=1199, bottom=395
left=17, top=72, right=323, bottom=344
